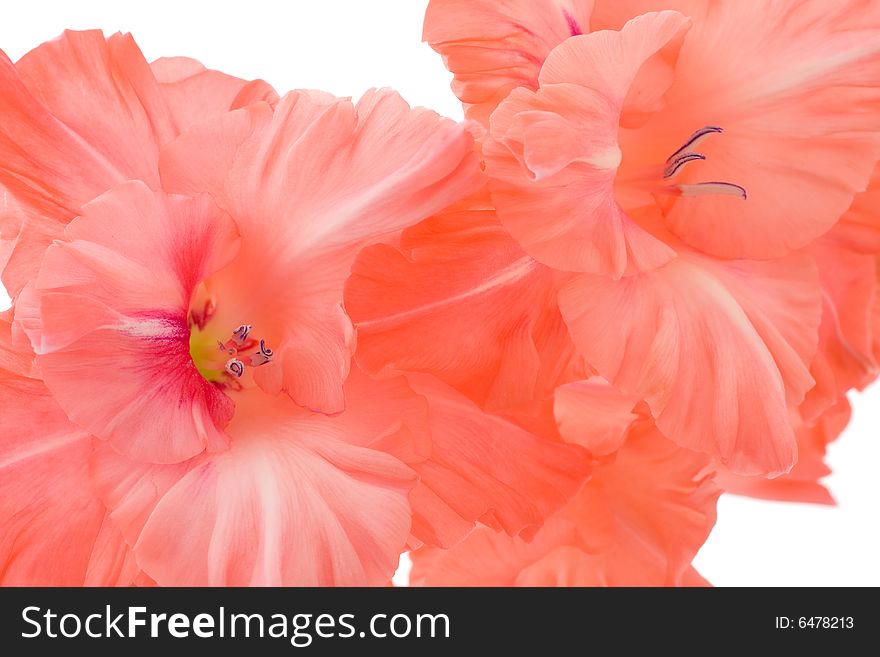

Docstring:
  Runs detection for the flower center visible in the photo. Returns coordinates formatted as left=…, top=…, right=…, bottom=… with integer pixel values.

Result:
left=660, top=126, right=747, bottom=199
left=188, top=284, right=274, bottom=389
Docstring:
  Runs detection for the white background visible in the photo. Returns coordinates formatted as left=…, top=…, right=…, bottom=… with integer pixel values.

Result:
left=1, top=0, right=878, bottom=586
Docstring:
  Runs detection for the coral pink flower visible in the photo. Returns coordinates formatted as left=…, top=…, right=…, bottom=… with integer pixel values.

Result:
left=424, top=2, right=880, bottom=475
left=0, top=30, right=277, bottom=298
left=13, top=84, right=484, bottom=460
left=3, top=37, right=590, bottom=583
left=2, top=1, right=878, bottom=588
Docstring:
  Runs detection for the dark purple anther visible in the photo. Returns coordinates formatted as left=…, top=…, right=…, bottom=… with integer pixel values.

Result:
left=666, top=126, right=723, bottom=163
left=225, top=358, right=245, bottom=378
left=664, top=153, right=707, bottom=179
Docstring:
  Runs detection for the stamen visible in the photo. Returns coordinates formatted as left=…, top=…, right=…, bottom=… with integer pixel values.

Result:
left=666, top=126, right=723, bottom=163
left=657, top=126, right=747, bottom=200
left=663, top=153, right=706, bottom=179
left=192, top=319, right=274, bottom=386
left=249, top=339, right=274, bottom=367
left=231, top=324, right=252, bottom=346
left=676, top=182, right=748, bottom=200
left=225, top=358, right=245, bottom=378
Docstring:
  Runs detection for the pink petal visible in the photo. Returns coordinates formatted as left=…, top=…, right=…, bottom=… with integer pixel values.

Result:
left=0, top=310, right=33, bottom=376
left=150, top=56, right=278, bottom=133
left=406, top=375, right=592, bottom=548
left=412, top=424, right=717, bottom=586
left=801, top=239, right=878, bottom=419
left=0, top=32, right=272, bottom=298
left=827, top=163, right=880, bottom=254
left=553, top=377, right=641, bottom=455
left=334, top=366, right=432, bottom=464
left=0, top=31, right=175, bottom=295
left=537, top=11, right=690, bottom=105
left=315, top=367, right=589, bottom=551
left=423, top=0, right=595, bottom=123
left=346, top=193, right=580, bottom=412
left=0, top=367, right=139, bottom=585
left=94, top=390, right=416, bottom=586
left=14, top=30, right=174, bottom=189
left=559, top=252, right=821, bottom=475
left=717, top=400, right=851, bottom=506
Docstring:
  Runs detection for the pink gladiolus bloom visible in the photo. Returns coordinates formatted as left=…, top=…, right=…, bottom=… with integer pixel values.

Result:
left=423, top=1, right=880, bottom=475
left=0, top=32, right=591, bottom=585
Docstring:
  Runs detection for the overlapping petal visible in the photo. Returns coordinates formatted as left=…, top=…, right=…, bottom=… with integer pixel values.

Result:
left=423, top=0, right=595, bottom=124
left=346, top=192, right=581, bottom=412
left=801, top=238, right=878, bottom=419
left=0, top=30, right=276, bottom=298
left=559, top=252, right=821, bottom=475
left=91, top=363, right=588, bottom=585
left=150, top=56, right=279, bottom=132
left=93, top=388, right=417, bottom=587
left=404, top=375, right=591, bottom=548
left=717, top=401, right=850, bottom=506
left=411, top=423, right=717, bottom=586
left=553, top=377, right=641, bottom=456
left=0, top=317, right=141, bottom=585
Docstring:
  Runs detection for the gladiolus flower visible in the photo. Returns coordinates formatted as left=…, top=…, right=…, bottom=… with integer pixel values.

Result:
left=0, top=32, right=591, bottom=585
left=423, top=0, right=880, bottom=475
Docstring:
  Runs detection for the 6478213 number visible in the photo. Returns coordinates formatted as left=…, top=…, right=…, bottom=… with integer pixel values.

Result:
left=798, top=617, right=853, bottom=629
